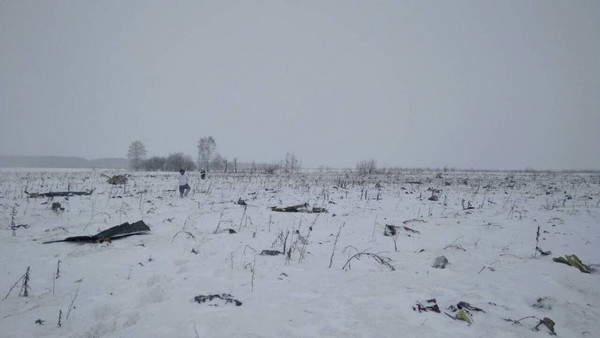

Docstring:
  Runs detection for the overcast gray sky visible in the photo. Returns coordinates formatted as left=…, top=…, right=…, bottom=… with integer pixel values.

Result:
left=1, top=0, right=598, bottom=170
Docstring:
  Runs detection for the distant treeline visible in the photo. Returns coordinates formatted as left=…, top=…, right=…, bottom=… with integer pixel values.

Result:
left=0, top=156, right=129, bottom=169
left=139, top=153, right=265, bottom=172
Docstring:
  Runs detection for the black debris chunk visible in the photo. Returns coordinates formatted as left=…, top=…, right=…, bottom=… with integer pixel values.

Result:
left=26, top=190, right=94, bottom=198
left=433, top=256, right=449, bottom=269
left=42, top=220, right=150, bottom=244
left=194, top=294, right=242, bottom=307
left=413, top=299, right=440, bottom=313
left=260, top=250, right=283, bottom=256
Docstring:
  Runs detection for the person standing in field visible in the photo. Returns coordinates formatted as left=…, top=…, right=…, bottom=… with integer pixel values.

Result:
left=178, top=169, right=191, bottom=197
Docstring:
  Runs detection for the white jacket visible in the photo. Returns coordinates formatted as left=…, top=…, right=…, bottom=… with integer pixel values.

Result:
left=178, top=173, right=189, bottom=186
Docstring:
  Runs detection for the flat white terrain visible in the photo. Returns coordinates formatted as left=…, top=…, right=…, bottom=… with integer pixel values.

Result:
left=0, top=169, right=598, bottom=337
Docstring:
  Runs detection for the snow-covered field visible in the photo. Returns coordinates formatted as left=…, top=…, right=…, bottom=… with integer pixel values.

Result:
left=1, top=169, right=599, bottom=338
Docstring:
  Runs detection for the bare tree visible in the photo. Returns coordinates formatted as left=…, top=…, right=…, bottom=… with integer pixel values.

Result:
left=210, top=154, right=228, bottom=172
left=127, top=141, right=147, bottom=171
left=284, top=153, right=300, bottom=173
left=165, top=153, right=196, bottom=171
left=142, top=156, right=166, bottom=171
left=197, top=136, right=216, bottom=172
left=356, top=159, right=377, bottom=175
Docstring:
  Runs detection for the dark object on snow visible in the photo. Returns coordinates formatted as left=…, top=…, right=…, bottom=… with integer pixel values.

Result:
left=553, top=254, right=594, bottom=273
left=532, top=297, right=556, bottom=310
left=534, top=317, right=556, bottom=335
left=433, top=256, right=449, bottom=269
left=271, top=204, right=327, bottom=213
left=384, top=225, right=397, bottom=236
left=260, top=250, right=283, bottom=256
left=51, top=202, right=65, bottom=212
left=403, top=218, right=427, bottom=225
left=11, top=224, right=28, bottom=230
left=414, top=299, right=440, bottom=313
left=194, top=294, right=242, bottom=307
left=237, top=198, right=247, bottom=206
left=445, top=310, right=473, bottom=324
left=461, top=199, right=474, bottom=210
left=200, top=170, right=206, bottom=179
left=42, top=220, right=150, bottom=244
left=101, top=174, right=128, bottom=185
left=214, top=228, right=237, bottom=235
left=402, top=226, right=420, bottom=234
left=26, top=189, right=94, bottom=198
left=271, top=203, right=309, bottom=212
left=536, top=247, right=552, bottom=256
left=448, top=302, right=485, bottom=313
left=311, top=207, right=328, bottom=213
left=384, top=224, right=420, bottom=236
left=445, top=301, right=484, bottom=324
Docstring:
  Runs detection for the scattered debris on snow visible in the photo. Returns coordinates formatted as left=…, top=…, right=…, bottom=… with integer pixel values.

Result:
left=193, top=294, right=242, bottom=307
left=25, top=189, right=94, bottom=198
left=271, top=204, right=327, bottom=213
left=553, top=254, right=595, bottom=273
left=532, top=297, right=556, bottom=310
left=432, top=256, right=449, bottom=269
left=433, top=256, right=449, bottom=269
left=42, top=220, right=150, bottom=244
left=414, top=299, right=440, bottom=313
left=101, top=174, right=128, bottom=185
left=534, top=317, right=557, bottom=335
left=260, top=250, right=283, bottom=256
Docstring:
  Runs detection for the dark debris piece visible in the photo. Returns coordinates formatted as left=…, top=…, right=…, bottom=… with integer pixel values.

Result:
left=42, top=220, right=150, bottom=244
left=271, top=204, right=309, bottom=212
left=534, top=317, right=557, bottom=335
left=103, top=174, right=128, bottom=185
left=26, top=190, right=95, bottom=198
left=445, top=301, right=484, bottom=324
left=384, top=225, right=397, bottom=236
left=52, top=202, right=65, bottom=211
left=433, top=256, right=449, bottom=269
left=194, top=294, right=242, bottom=307
left=311, top=207, right=328, bottom=213
left=414, top=299, right=440, bottom=313
left=385, top=224, right=420, bottom=236
left=260, top=250, right=283, bottom=256
left=536, top=247, right=552, bottom=256
left=452, top=301, right=485, bottom=313
left=553, top=254, right=594, bottom=273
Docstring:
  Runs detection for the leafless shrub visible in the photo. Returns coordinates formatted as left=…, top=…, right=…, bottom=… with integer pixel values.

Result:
left=243, top=255, right=256, bottom=292
left=328, top=222, right=345, bottom=268
left=171, top=231, right=196, bottom=243
left=384, top=225, right=401, bottom=252
left=4, top=266, right=30, bottom=300
left=342, top=251, right=395, bottom=271
left=238, top=205, right=247, bottom=232
left=271, top=230, right=289, bottom=254
left=443, top=243, right=466, bottom=251
left=534, top=226, right=551, bottom=257
left=66, top=282, right=81, bottom=320
left=356, top=159, right=377, bottom=175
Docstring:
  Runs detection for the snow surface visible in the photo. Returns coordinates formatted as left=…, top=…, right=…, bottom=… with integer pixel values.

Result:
left=0, top=169, right=599, bottom=338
